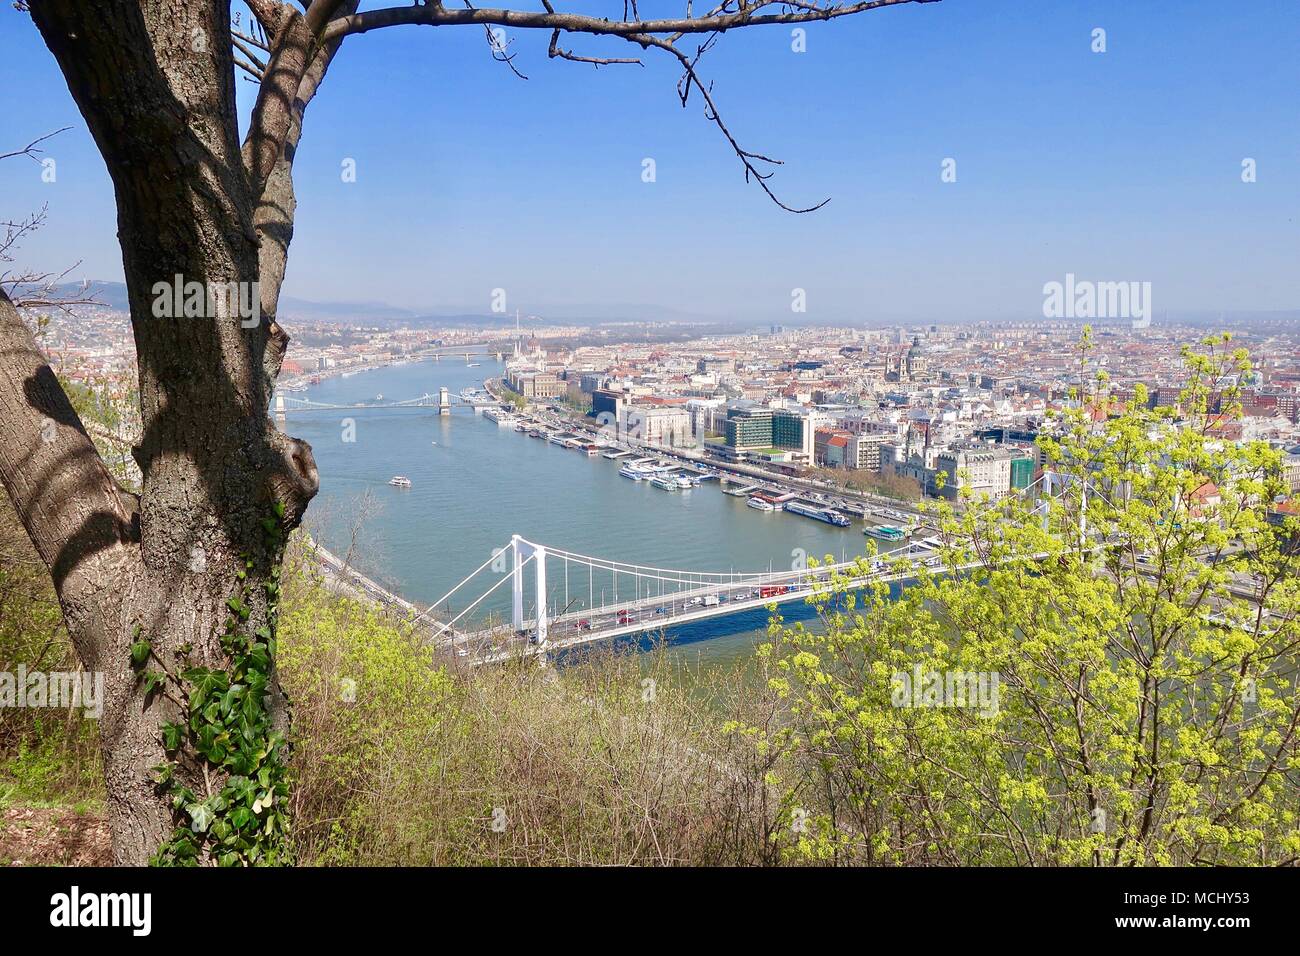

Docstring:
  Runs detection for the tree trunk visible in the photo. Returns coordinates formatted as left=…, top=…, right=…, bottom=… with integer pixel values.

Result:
left=0, top=0, right=319, bottom=864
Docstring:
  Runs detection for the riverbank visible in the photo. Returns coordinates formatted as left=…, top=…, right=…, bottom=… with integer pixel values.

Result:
left=290, top=357, right=885, bottom=665
left=495, top=394, right=939, bottom=531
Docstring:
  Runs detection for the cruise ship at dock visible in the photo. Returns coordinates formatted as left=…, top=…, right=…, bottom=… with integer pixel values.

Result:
left=784, top=500, right=852, bottom=527
left=649, top=473, right=695, bottom=491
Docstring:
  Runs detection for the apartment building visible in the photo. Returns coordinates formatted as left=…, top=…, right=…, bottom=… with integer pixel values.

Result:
left=849, top=433, right=889, bottom=471
left=935, top=447, right=1014, bottom=500
left=626, top=405, right=694, bottom=448
left=506, top=370, right=566, bottom=400
left=685, top=397, right=727, bottom=440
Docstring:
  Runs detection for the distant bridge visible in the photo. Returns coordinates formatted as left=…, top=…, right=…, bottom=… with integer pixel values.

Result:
left=274, top=387, right=498, bottom=417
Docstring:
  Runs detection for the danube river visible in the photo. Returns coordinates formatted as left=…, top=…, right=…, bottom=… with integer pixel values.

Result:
left=286, top=357, right=891, bottom=665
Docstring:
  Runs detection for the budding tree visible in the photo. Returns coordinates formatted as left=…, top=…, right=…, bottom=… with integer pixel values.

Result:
left=0, top=0, right=938, bottom=864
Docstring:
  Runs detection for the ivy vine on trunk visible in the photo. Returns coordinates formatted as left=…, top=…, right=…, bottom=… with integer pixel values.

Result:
left=137, top=508, right=292, bottom=866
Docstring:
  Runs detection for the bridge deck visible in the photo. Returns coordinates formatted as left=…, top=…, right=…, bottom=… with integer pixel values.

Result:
left=458, top=554, right=972, bottom=664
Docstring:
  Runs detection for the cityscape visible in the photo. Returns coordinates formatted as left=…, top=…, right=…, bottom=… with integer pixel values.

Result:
left=34, top=296, right=1300, bottom=664
left=43, top=300, right=1300, bottom=513
left=1, top=0, right=1298, bottom=920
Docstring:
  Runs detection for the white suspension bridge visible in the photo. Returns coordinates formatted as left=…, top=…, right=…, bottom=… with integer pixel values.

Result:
left=408, top=472, right=1107, bottom=664
left=310, top=456, right=1267, bottom=665
left=416, top=534, right=963, bottom=664
left=275, top=385, right=498, bottom=417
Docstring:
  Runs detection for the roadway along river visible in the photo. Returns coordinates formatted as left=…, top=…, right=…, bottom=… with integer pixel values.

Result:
left=286, top=356, right=898, bottom=666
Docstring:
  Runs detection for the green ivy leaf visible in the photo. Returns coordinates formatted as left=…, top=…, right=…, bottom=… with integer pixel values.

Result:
left=187, top=802, right=214, bottom=834
left=182, top=667, right=229, bottom=703
left=220, top=683, right=246, bottom=715
left=142, top=670, right=167, bottom=696
left=247, top=644, right=270, bottom=672
left=130, top=639, right=152, bottom=668
left=161, top=722, right=185, bottom=752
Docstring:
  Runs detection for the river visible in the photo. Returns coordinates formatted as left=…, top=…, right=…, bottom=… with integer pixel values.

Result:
left=286, top=356, right=898, bottom=666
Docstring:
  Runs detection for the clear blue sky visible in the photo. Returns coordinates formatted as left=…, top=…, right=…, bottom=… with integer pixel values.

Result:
left=2, top=0, right=1297, bottom=323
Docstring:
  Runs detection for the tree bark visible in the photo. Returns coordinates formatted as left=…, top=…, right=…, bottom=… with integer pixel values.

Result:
left=250, top=1, right=358, bottom=386
left=3, top=0, right=319, bottom=864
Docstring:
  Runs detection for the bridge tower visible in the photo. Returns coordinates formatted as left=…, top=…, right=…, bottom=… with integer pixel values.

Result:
left=437, top=386, right=451, bottom=416
left=274, top=393, right=286, bottom=426
left=511, top=536, right=547, bottom=648
left=1041, top=470, right=1053, bottom=533
left=1039, top=470, right=1088, bottom=536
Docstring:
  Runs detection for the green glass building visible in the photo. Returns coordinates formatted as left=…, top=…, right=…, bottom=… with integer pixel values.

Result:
left=724, top=407, right=773, bottom=449
left=1010, top=454, right=1036, bottom=490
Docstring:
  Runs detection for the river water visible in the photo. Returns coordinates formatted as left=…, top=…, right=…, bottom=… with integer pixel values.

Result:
left=287, top=357, right=893, bottom=666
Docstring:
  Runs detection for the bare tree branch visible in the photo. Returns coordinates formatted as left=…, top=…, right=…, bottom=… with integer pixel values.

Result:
left=0, top=127, right=71, bottom=163
left=234, top=53, right=267, bottom=81
left=251, top=1, right=360, bottom=388
left=1, top=130, right=103, bottom=311
left=233, top=27, right=273, bottom=54
left=304, top=0, right=353, bottom=34
left=323, top=0, right=938, bottom=41
left=232, top=35, right=269, bottom=73
left=548, top=29, right=644, bottom=67
left=5, top=267, right=101, bottom=314
left=316, top=0, right=940, bottom=212
left=482, top=16, right=530, bottom=80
